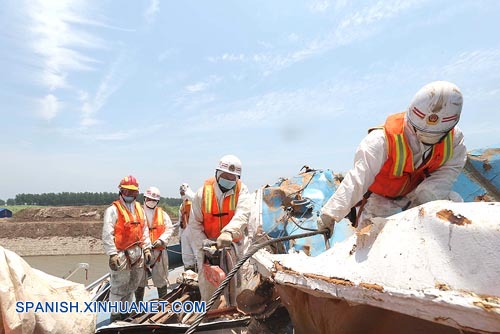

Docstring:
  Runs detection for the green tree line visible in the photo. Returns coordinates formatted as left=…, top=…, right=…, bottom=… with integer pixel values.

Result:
left=1, top=192, right=182, bottom=207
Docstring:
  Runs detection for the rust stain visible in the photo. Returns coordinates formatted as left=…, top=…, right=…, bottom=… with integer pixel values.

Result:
left=436, top=209, right=472, bottom=226
left=356, top=224, right=372, bottom=236
left=482, top=160, right=492, bottom=171
left=302, top=244, right=311, bottom=256
left=274, top=263, right=354, bottom=286
left=359, top=282, right=384, bottom=292
left=474, top=194, right=494, bottom=202
left=418, top=207, right=425, bottom=217
left=349, top=244, right=357, bottom=255
left=435, top=282, right=450, bottom=291
left=473, top=301, right=500, bottom=312
left=303, top=273, right=355, bottom=286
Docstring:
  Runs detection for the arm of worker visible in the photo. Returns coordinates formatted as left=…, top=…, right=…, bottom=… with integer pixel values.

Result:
left=157, top=210, right=174, bottom=246
left=188, top=187, right=209, bottom=252
left=321, top=129, right=387, bottom=222
left=102, top=206, right=118, bottom=256
left=220, top=183, right=251, bottom=241
left=412, top=127, right=467, bottom=205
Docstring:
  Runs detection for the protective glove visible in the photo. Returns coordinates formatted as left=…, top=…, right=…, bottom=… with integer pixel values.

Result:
left=152, top=239, right=164, bottom=249
left=216, top=231, right=233, bottom=249
left=143, top=248, right=152, bottom=265
left=317, top=213, right=336, bottom=238
left=109, top=254, right=120, bottom=271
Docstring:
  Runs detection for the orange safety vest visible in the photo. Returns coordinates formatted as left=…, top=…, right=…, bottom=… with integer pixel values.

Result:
left=148, top=207, right=166, bottom=250
left=113, top=200, right=145, bottom=251
left=180, top=199, right=191, bottom=229
left=368, top=112, right=454, bottom=199
left=201, top=177, right=241, bottom=239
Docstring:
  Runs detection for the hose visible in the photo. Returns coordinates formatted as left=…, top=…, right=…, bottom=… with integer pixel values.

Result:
left=185, top=229, right=328, bottom=334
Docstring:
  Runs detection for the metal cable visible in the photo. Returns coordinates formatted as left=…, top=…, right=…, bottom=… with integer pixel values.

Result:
left=185, top=229, right=328, bottom=334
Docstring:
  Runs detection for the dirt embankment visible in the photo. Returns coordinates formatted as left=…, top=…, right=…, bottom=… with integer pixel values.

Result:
left=0, top=206, right=177, bottom=256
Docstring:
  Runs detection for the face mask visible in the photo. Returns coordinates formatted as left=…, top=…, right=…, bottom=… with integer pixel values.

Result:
left=145, top=200, right=158, bottom=209
left=122, top=195, right=135, bottom=203
left=218, top=177, right=236, bottom=191
left=415, top=129, right=445, bottom=145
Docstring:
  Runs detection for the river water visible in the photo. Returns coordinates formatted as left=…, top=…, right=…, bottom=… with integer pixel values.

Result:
left=22, top=254, right=109, bottom=285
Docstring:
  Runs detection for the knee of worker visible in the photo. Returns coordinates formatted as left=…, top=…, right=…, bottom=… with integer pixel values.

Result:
left=128, top=266, right=145, bottom=291
left=110, top=270, right=132, bottom=293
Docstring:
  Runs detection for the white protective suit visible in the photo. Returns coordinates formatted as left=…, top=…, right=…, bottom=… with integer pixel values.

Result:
left=321, top=118, right=467, bottom=226
left=179, top=188, right=196, bottom=269
left=188, top=180, right=251, bottom=302
left=139, top=206, right=173, bottom=288
left=102, top=199, right=152, bottom=314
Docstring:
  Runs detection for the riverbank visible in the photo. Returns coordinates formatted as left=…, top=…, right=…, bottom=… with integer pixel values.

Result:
left=0, top=206, right=178, bottom=256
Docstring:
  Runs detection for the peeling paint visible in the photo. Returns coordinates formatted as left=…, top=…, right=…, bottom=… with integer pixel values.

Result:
left=436, top=209, right=472, bottom=225
left=435, top=282, right=451, bottom=291
left=359, top=282, right=384, bottom=292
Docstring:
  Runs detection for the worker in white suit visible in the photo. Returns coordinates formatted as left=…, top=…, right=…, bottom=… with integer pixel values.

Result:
left=178, top=183, right=197, bottom=271
left=135, top=186, right=174, bottom=301
left=102, top=175, right=152, bottom=322
left=188, top=155, right=251, bottom=303
left=318, top=81, right=467, bottom=233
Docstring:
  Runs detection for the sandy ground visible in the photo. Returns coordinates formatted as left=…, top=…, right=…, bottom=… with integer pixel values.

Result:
left=0, top=206, right=178, bottom=256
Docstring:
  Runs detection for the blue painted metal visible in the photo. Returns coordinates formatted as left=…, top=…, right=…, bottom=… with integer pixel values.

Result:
left=453, top=148, right=500, bottom=201
left=261, top=169, right=354, bottom=257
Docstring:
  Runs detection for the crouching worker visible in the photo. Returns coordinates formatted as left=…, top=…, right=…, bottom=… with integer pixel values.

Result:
left=135, top=186, right=173, bottom=302
left=318, top=81, right=467, bottom=234
left=102, top=175, right=152, bottom=322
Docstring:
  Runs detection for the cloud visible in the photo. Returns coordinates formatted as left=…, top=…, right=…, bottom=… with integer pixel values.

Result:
left=209, top=0, right=428, bottom=74
left=144, top=0, right=160, bottom=23
left=27, top=0, right=105, bottom=91
left=184, top=75, right=221, bottom=93
left=79, top=54, right=127, bottom=127
left=39, top=94, right=60, bottom=120
left=309, top=0, right=331, bottom=13
left=442, top=49, right=500, bottom=78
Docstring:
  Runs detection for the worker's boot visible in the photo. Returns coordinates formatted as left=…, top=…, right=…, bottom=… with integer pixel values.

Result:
left=135, top=286, right=145, bottom=302
left=157, top=285, right=169, bottom=299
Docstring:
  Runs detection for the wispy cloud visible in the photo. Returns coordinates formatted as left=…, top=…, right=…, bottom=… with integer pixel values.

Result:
left=184, top=75, right=221, bottom=93
left=210, top=0, right=428, bottom=74
left=39, top=94, right=61, bottom=120
left=442, top=49, right=500, bottom=77
left=27, top=0, right=104, bottom=91
left=144, top=0, right=160, bottom=23
left=309, top=0, right=331, bottom=13
left=79, top=54, right=128, bottom=127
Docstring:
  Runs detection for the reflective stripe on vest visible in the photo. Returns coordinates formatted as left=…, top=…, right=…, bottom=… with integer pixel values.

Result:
left=112, top=200, right=145, bottom=251
left=149, top=207, right=166, bottom=250
left=201, top=177, right=241, bottom=239
left=368, top=112, right=454, bottom=198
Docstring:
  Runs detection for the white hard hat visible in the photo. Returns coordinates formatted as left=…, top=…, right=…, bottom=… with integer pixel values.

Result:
left=144, top=186, right=161, bottom=201
left=216, top=154, right=242, bottom=177
left=407, top=81, right=463, bottom=134
left=179, top=183, right=195, bottom=201
left=179, top=183, right=190, bottom=193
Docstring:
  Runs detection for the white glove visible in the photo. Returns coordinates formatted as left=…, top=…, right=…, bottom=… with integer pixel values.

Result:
left=152, top=239, right=164, bottom=249
left=143, top=248, right=152, bottom=265
left=317, top=213, right=336, bottom=237
left=216, top=231, right=233, bottom=249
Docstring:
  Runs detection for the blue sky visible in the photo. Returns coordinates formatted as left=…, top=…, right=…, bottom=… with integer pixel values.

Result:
left=1, top=0, right=499, bottom=200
